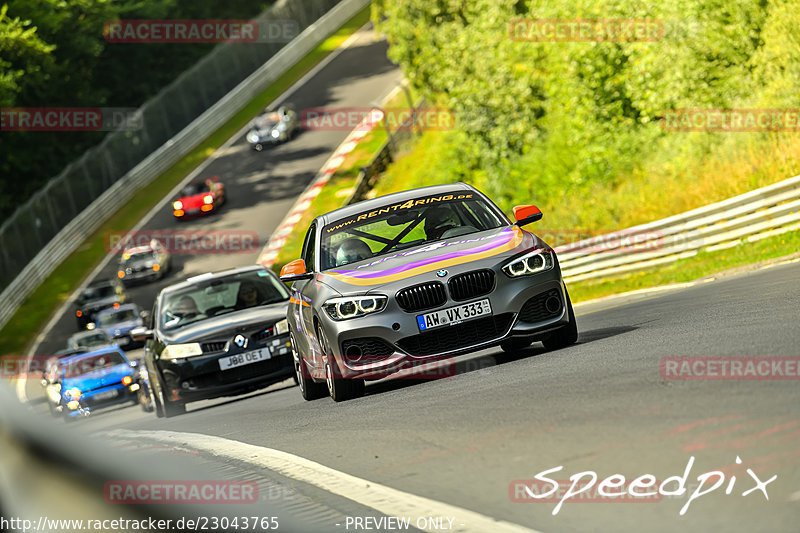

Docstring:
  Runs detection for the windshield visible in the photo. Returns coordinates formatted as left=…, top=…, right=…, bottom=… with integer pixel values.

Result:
left=159, top=270, right=289, bottom=330
left=180, top=182, right=206, bottom=196
left=123, top=252, right=155, bottom=265
left=73, top=333, right=109, bottom=347
left=320, top=192, right=505, bottom=270
left=79, top=285, right=115, bottom=302
left=97, top=309, right=139, bottom=325
left=62, top=351, right=127, bottom=379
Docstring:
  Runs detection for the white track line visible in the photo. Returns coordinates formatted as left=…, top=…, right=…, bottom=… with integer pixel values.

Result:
left=18, top=22, right=374, bottom=403
left=107, top=430, right=541, bottom=533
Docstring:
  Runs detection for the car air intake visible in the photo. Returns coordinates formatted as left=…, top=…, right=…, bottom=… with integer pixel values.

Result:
left=396, top=313, right=514, bottom=356
left=396, top=282, right=447, bottom=312
left=448, top=269, right=495, bottom=301
left=201, top=341, right=226, bottom=353
left=518, top=289, right=562, bottom=323
left=341, top=338, right=395, bottom=364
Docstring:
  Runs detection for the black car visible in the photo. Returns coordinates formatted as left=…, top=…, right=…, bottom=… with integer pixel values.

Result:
left=133, top=265, right=295, bottom=417
left=73, top=279, right=127, bottom=330
left=245, top=105, right=301, bottom=151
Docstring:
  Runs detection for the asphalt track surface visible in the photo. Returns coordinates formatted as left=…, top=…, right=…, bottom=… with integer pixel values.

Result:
left=16, top=26, right=800, bottom=533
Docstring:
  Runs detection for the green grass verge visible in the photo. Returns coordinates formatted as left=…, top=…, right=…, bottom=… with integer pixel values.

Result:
left=0, top=6, right=371, bottom=358
left=568, top=230, right=800, bottom=303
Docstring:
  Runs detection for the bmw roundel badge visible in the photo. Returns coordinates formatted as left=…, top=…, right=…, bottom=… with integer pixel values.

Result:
left=436, top=269, right=448, bottom=278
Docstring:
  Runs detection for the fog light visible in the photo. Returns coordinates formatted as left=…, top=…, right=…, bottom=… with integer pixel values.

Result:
left=67, top=400, right=80, bottom=410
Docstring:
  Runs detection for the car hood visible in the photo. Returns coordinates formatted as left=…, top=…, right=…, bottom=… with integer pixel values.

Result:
left=62, top=363, right=133, bottom=393
left=159, top=302, right=289, bottom=344
left=177, top=193, right=209, bottom=209
left=79, top=295, right=120, bottom=310
left=318, top=226, right=543, bottom=291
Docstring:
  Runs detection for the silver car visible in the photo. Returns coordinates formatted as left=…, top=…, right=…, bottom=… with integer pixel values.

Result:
left=280, top=183, right=578, bottom=402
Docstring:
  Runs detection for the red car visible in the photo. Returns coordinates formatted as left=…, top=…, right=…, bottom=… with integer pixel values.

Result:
left=172, top=177, right=225, bottom=218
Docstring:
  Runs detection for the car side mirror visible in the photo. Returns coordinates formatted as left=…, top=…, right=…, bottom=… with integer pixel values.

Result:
left=140, top=310, right=150, bottom=322
left=130, top=327, right=153, bottom=342
left=513, top=205, right=543, bottom=227
left=280, top=259, right=313, bottom=282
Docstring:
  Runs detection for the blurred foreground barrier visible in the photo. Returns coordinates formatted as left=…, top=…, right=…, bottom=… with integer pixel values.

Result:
left=556, top=174, right=800, bottom=282
left=0, top=0, right=370, bottom=333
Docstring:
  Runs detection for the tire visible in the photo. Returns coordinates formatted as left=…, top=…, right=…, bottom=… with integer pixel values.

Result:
left=316, top=325, right=364, bottom=402
left=325, top=357, right=365, bottom=402
left=292, top=334, right=326, bottom=401
left=542, top=289, right=578, bottom=351
left=138, top=383, right=154, bottom=412
left=163, top=398, right=186, bottom=417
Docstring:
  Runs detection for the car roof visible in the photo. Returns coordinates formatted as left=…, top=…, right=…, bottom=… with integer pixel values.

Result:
left=60, top=345, right=126, bottom=363
left=317, top=182, right=477, bottom=226
left=123, top=245, right=155, bottom=255
left=160, top=264, right=273, bottom=296
left=69, top=329, right=109, bottom=339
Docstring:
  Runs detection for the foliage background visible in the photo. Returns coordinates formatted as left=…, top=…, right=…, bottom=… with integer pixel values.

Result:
left=370, top=0, right=800, bottom=230
left=0, top=0, right=271, bottom=212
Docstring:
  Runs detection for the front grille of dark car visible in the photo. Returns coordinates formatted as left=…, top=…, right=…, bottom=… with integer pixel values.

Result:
left=448, top=270, right=495, bottom=301
left=396, top=282, right=447, bottom=313
left=341, top=338, right=396, bottom=365
left=188, top=353, right=292, bottom=388
left=396, top=313, right=514, bottom=357
left=201, top=341, right=227, bottom=353
left=518, top=289, right=562, bottom=323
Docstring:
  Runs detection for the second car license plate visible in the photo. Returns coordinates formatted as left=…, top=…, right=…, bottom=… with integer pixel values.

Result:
left=416, top=299, right=492, bottom=331
left=93, top=389, right=119, bottom=401
left=219, top=348, right=272, bottom=371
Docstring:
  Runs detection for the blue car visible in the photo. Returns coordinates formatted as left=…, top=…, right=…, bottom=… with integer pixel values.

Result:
left=92, top=303, right=146, bottom=350
left=53, top=347, right=140, bottom=419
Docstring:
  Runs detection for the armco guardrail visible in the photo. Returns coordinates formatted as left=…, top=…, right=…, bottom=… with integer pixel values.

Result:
left=556, top=174, right=800, bottom=282
left=0, top=0, right=370, bottom=334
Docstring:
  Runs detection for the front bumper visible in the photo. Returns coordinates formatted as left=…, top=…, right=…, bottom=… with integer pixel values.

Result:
left=321, top=266, right=570, bottom=380
left=156, top=334, right=294, bottom=403
left=62, top=383, right=138, bottom=418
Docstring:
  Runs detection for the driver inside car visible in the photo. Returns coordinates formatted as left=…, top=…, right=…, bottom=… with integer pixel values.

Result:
left=335, top=238, right=373, bottom=267
left=424, top=207, right=461, bottom=240
left=235, top=281, right=260, bottom=309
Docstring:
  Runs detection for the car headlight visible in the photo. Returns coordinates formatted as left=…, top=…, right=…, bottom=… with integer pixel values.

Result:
left=246, top=131, right=260, bottom=143
left=271, top=129, right=281, bottom=138
left=274, top=318, right=289, bottom=335
left=502, top=249, right=555, bottom=277
left=323, top=296, right=387, bottom=321
left=203, top=195, right=213, bottom=205
left=64, top=387, right=82, bottom=400
left=161, top=342, right=203, bottom=360
left=173, top=200, right=183, bottom=210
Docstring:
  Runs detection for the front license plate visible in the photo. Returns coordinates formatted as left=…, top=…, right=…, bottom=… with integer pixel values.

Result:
left=93, top=389, right=118, bottom=401
left=417, top=299, right=492, bottom=331
left=219, top=348, right=272, bottom=371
